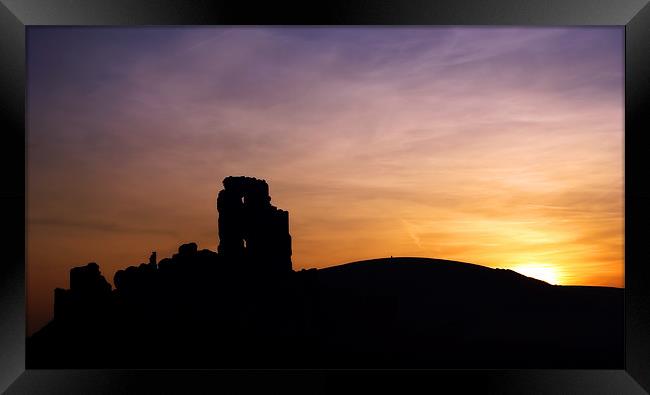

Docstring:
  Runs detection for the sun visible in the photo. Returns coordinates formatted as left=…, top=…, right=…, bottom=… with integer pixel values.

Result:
left=511, top=264, right=560, bottom=285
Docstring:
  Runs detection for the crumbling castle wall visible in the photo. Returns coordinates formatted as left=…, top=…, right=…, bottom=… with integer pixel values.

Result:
left=54, top=262, right=112, bottom=321
left=51, top=176, right=293, bottom=329
left=217, top=176, right=292, bottom=273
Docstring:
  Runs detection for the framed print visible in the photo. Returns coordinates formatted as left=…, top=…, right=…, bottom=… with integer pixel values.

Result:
left=1, top=1, right=649, bottom=394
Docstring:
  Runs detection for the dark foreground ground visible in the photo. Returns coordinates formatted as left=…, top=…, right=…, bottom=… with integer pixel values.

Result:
left=27, top=255, right=622, bottom=369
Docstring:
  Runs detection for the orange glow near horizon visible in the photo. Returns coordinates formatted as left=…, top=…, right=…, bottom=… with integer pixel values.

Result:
left=510, top=264, right=562, bottom=285
left=26, top=27, right=624, bottom=335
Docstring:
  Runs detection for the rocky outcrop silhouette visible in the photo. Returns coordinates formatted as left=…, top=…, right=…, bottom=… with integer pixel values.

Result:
left=27, top=176, right=623, bottom=369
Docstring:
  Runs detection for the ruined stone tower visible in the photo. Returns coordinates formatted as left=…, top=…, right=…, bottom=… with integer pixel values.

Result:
left=217, top=176, right=292, bottom=273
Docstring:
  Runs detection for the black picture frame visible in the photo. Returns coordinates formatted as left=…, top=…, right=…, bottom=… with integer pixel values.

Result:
left=1, top=1, right=649, bottom=393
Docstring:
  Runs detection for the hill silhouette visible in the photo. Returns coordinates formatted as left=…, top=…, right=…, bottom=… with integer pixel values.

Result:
left=27, top=177, right=622, bottom=368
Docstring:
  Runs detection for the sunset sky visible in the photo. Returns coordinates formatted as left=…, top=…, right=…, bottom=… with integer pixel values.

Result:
left=27, top=27, right=623, bottom=335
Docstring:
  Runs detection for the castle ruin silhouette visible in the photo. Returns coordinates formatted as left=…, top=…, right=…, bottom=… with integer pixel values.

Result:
left=217, top=176, right=292, bottom=274
left=53, top=176, right=293, bottom=323
left=30, top=176, right=623, bottom=369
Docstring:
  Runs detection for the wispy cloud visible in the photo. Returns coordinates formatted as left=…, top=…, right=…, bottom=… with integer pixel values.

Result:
left=30, top=217, right=179, bottom=236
